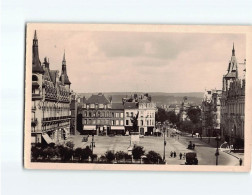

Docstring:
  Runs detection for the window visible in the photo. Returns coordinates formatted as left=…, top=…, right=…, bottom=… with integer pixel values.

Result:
left=131, top=112, right=133, bottom=117
left=112, top=120, right=115, bottom=125
left=141, top=120, right=144, bottom=126
left=32, top=75, right=38, bottom=81
left=116, top=120, right=119, bottom=125
left=90, top=104, right=94, bottom=108
left=115, top=113, right=119, bottom=118
left=112, top=112, right=114, bottom=117
left=84, top=119, right=87, bottom=125
left=120, top=113, right=123, bottom=118
left=120, top=120, right=123, bottom=125
left=99, top=104, right=104, bottom=108
left=126, top=120, right=129, bottom=126
left=126, top=112, right=129, bottom=117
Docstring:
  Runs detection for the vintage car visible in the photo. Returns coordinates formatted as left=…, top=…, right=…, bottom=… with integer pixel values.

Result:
left=185, top=152, right=198, bottom=165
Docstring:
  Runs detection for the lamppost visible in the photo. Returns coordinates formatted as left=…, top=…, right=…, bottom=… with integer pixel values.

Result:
left=163, top=125, right=166, bottom=163
left=215, top=134, right=221, bottom=166
left=90, top=133, right=95, bottom=162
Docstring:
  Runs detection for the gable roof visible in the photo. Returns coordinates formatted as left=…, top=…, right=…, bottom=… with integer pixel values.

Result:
left=87, top=94, right=110, bottom=104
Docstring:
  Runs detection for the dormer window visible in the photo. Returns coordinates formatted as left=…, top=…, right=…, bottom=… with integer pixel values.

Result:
left=90, top=104, right=95, bottom=108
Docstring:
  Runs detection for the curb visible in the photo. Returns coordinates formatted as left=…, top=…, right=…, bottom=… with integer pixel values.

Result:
left=223, top=150, right=241, bottom=159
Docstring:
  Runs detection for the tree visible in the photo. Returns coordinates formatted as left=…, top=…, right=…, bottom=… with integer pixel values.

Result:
left=65, top=141, right=74, bottom=149
left=31, top=146, right=41, bottom=161
left=132, top=145, right=145, bottom=159
left=105, top=150, right=115, bottom=162
left=187, top=107, right=202, bottom=135
left=74, top=147, right=83, bottom=161
left=167, top=111, right=179, bottom=125
left=56, top=145, right=73, bottom=162
left=155, top=107, right=168, bottom=123
left=115, top=151, right=127, bottom=161
left=130, top=111, right=139, bottom=132
left=81, top=146, right=92, bottom=160
left=187, top=107, right=201, bottom=124
left=145, top=151, right=163, bottom=164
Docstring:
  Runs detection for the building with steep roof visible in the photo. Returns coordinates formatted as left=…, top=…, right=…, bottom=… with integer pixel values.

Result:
left=220, top=44, right=245, bottom=147
left=80, top=93, right=112, bottom=135
left=31, top=31, right=72, bottom=145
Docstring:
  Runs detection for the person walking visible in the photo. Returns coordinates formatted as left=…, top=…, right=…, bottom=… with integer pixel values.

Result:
left=179, top=153, right=182, bottom=160
left=174, top=151, right=177, bottom=158
left=239, top=158, right=243, bottom=166
left=170, top=151, right=173, bottom=158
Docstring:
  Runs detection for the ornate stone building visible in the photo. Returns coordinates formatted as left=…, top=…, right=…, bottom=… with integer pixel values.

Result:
left=31, top=31, right=71, bottom=145
left=220, top=44, right=246, bottom=147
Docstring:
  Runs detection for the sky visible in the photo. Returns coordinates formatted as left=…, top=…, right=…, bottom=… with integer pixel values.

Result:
left=35, top=30, right=246, bottom=93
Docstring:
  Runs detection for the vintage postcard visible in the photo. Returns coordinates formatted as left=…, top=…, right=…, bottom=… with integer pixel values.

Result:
left=24, top=23, right=252, bottom=172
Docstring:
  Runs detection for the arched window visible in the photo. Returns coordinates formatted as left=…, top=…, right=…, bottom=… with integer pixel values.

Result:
left=32, top=75, right=38, bottom=81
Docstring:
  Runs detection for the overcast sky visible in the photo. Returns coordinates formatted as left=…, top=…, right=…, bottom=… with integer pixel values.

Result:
left=36, top=30, right=245, bottom=93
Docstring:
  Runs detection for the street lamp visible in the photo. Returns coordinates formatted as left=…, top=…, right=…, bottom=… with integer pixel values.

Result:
left=215, top=134, right=221, bottom=166
left=163, top=125, right=166, bottom=163
left=90, top=133, right=95, bottom=162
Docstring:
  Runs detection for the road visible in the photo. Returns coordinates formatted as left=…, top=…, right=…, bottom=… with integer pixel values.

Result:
left=68, top=134, right=240, bottom=166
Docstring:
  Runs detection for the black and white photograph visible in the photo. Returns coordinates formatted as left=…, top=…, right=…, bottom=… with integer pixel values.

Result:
left=24, top=24, right=251, bottom=171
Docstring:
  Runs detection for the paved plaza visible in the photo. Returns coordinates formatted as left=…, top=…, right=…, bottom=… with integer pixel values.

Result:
left=68, top=134, right=241, bottom=165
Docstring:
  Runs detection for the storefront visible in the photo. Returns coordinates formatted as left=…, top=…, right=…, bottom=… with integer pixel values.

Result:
left=83, top=125, right=96, bottom=135
left=110, top=126, right=125, bottom=135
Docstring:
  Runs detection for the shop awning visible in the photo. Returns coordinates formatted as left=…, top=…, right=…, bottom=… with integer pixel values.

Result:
left=83, top=125, right=96, bottom=130
left=111, top=126, right=125, bottom=130
left=42, top=133, right=54, bottom=144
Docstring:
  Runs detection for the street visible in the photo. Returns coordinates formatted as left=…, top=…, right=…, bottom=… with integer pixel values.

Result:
left=68, top=134, right=240, bottom=165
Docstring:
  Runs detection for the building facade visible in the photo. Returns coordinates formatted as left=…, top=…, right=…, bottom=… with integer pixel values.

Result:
left=220, top=44, right=246, bottom=146
left=201, top=89, right=222, bottom=137
left=110, top=103, right=125, bottom=135
left=80, top=93, right=112, bottom=135
left=31, top=31, right=71, bottom=145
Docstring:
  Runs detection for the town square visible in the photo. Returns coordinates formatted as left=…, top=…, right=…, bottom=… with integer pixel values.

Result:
left=29, top=27, right=245, bottom=166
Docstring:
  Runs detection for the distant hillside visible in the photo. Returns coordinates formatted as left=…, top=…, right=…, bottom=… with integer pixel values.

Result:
left=78, top=92, right=204, bottom=106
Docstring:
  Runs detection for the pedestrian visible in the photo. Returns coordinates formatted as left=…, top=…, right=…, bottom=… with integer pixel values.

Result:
left=178, top=135, right=179, bottom=140
left=239, top=158, right=243, bottom=166
left=179, top=153, right=182, bottom=160
left=174, top=151, right=176, bottom=158
left=170, top=151, right=173, bottom=158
